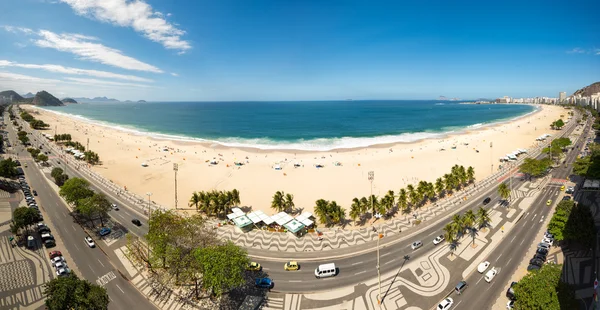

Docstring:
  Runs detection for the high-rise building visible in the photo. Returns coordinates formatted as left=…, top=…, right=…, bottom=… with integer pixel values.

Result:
left=559, top=92, right=566, bottom=103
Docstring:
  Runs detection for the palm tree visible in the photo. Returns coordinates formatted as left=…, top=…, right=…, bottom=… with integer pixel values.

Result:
left=463, top=210, right=477, bottom=246
left=368, top=195, right=379, bottom=216
left=417, top=181, right=427, bottom=204
left=284, top=193, right=295, bottom=212
left=458, top=165, right=468, bottom=186
left=329, top=201, right=345, bottom=224
left=466, top=166, right=475, bottom=183
left=498, top=182, right=510, bottom=203
left=451, top=214, right=464, bottom=236
left=314, top=199, right=330, bottom=225
left=386, top=190, right=395, bottom=207
left=271, top=191, right=285, bottom=212
left=435, top=178, right=445, bottom=197
left=443, top=223, right=459, bottom=257
left=350, top=198, right=362, bottom=224
left=397, top=189, right=408, bottom=213
left=409, top=190, right=420, bottom=209
left=230, top=189, right=241, bottom=206
left=476, top=207, right=492, bottom=232
left=189, top=191, right=201, bottom=210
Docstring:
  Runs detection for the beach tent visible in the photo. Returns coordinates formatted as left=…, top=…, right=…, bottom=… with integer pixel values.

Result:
left=315, top=163, right=324, bottom=168
left=141, top=162, right=148, bottom=167
left=284, top=219, right=306, bottom=238
left=294, top=162, right=301, bottom=168
left=210, top=160, right=218, bottom=165
left=271, top=212, right=293, bottom=226
left=232, top=215, right=253, bottom=233
left=274, top=165, right=282, bottom=170
left=247, top=210, right=271, bottom=225
left=295, top=212, right=315, bottom=227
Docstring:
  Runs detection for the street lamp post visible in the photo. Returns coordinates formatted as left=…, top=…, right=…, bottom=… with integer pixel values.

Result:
left=146, top=192, right=152, bottom=259
left=369, top=171, right=381, bottom=306
left=173, top=163, right=178, bottom=210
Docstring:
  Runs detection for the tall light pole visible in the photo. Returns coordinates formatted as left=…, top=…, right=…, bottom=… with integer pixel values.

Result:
left=173, top=163, right=178, bottom=210
left=369, top=171, right=381, bottom=306
left=490, top=141, right=493, bottom=173
left=146, top=192, right=152, bottom=259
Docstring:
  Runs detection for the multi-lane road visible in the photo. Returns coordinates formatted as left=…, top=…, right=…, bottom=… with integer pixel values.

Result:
left=5, top=114, right=156, bottom=310
left=6, top=107, right=589, bottom=310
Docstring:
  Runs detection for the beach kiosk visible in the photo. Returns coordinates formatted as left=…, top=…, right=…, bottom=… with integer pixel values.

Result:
left=247, top=210, right=273, bottom=229
left=295, top=212, right=315, bottom=229
left=284, top=219, right=306, bottom=238
left=271, top=212, right=294, bottom=232
left=227, top=208, right=253, bottom=233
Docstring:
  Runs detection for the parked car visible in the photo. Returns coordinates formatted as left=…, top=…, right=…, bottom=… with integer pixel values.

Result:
left=33, top=190, right=37, bottom=196
left=246, top=262, right=262, bottom=271
left=507, top=300, right=515, bottom=309
left=506, top=281, right=517, bottom=300
left=437, top=297, right=454, bottom=310
left=477, top=261, right=490, bottom=273
left=562, top=196, right=571, bottom=201
left=44, top=239, right=56, bottom=248
left=85, top=237, right=95, bottom=248
left=542, top=238, right=554, bottom=246
left=411, top=241, right=423, bottom=250
left=533, top=253, right=547, bottom=261
left=538, top=243, right=550, bottom=250
left=255, top=277, right=274, bottom=289
left=99, top=227, right=111, bottom=236
left=485, top=267, right=498, bottom=283
left=49, top=251, right=62, bottom=259
left=530, top=258, right=544, bottom=267
left=433, top=235, right=444, bottom=245
left=51, top=257, right=65, bottom=267
left=56, top=267, right=71, bottom=277
left=132, top=219, right=142, bottom=226
left=527, top=264, right=541, bottom=272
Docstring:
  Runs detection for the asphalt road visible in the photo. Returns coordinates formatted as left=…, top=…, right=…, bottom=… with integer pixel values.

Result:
left=8, top=108, right=585, bottom=296
left=5, top=114, right=157, bottom=310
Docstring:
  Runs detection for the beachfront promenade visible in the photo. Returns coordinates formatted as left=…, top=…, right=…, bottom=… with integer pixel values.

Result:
left=24, top=116, right=576, bottom=257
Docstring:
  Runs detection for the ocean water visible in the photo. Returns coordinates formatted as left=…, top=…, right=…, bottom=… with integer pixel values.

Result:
left=42, top=101, right=536, bottom=151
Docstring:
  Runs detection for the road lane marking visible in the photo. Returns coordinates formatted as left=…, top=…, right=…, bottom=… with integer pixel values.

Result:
left=262, top=268, right=270, bottom=270
left=384, top=260, right=393, bottom=265
left=381, top=252, right=390, bottom=257
left=96, top=271, right=117, bottom=286
left=496, top=253, right=503, bottom=262
left=476, top=277, right=483, bottom=285
left=288, top=280, right=302, bottom=283
left=72, top=225, right=76, bottom=232
left=354, top=270, right=366, bottom=275
left=507, top=257, right=512, bottom=265
left=97, top=259, right=105, bottom=267
left=531, top=214, right=537, bottom=222
left=510, top=236, right=516, bottom=243
left=115, top=284, right=124, bottom=294
left=455, top=300, right=462, bottom=308
left=523, top=212, right=529, bottom=219
left=520, top=239, right=525, bottom=246
left=352, top=261, right=363, bottom=266
left=74, top=243, right=80, bottom=250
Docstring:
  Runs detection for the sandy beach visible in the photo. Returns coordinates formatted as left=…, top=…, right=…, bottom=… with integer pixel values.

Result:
left=25, top=104, right=567, bottom=226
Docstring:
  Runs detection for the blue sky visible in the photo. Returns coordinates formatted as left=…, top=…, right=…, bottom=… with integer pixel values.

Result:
left=0, top=0, right=599, bottom=101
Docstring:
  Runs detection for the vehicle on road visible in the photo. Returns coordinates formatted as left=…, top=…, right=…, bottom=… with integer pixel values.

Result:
left=433, top=235, right=444, bottom=245
left=538, top=243, right=550, bottom=250
left=255, top=277, right=273, bottom=289
left=53, top=261, right=66, bottom=270
left=33, top=190, right=37, bottom=196
left=477, top=261, right=490, bottom=273
left=527, top=264, right=541, bottom=272
left=284, top=261, right=300, bottom=271
left=49, top=251, right=62, bottom=259
left=485, top=267, right=498, bottom=282
left=411, top=241, right=423, bottom=250
left=546, top=199, right=552, bottom=206
left=51, top=256, right=65, bottom=266
left=246, top=262, right=262, bottom=271
left=506, top=281, right=517, bottom=300
left=566, top=187, right=574, bottom=194
left=132, top=219, right=142, bottom=226
left=483, top=197, right=491, bottom=205
left=560, top=185, right=565, bottom=191
left=85, top=237, right=95, bottom=248
left=562, top=196, right=571, bottom=201
left=529, top=258, right=544, bottom=267
left=437, top=297, right=454, bottom=310
left=455, top=281, right=468, bottom=295
left=99, top=227, right=111, bottom=236
left=541, top=238, right=553, bottom=246
left=111, top=203, right=119, bottom=211
left=544, top=231, right=553, bottom=239
left=315, top=263, right=337, bottom=279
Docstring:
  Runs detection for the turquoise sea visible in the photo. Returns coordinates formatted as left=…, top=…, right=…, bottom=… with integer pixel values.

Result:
left=42, top=101, right=536, bottom=151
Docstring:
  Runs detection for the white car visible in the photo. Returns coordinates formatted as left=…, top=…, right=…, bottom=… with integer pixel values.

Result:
left=56, top=267, right=71, bottom=277
left=477, top=261, right=490, bottom=273
left=485, top=267, right=498, bottom=283
left=111, top=203, right=119, bottom=210
left=54, top=261, right=66, bottom=270
left=437, top=297, right=454, bottom=310
left=85, top=236, right=95, bottom=248
left=50, top=256, right=65, bottom=267
left=433, top=235, right=444, bottom=245
left=506, top=300, right=514, bottom=309
left=542, top=238, right=554, bottom=246
left=411, top=241, right=423, bottom=250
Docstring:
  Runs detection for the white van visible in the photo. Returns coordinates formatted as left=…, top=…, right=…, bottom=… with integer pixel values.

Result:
left=314, top=263, right=336, bottom=279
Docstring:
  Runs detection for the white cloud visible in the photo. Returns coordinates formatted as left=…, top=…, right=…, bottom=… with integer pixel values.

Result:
left=0, top=71, right=61, bottom=84
left=170, top=72, right=178, bottom=77
left=566, top=47, right=586, bottom=54
left=1, top=26, right=33, bottom=35
left=0, top=60, right=153, bottom=82
left=34, top=29, right=163, bottom=73
left=65, top=77, right=151, bottom=88
left=60, top=0, right=191, bottom=53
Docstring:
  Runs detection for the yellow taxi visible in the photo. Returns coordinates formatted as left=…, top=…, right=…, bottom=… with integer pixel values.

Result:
left=246, top=262, right=262, bottom=271
left=284, top=261, right=300, bottom=271
left=560, top=185, right=565, bottom=191
left=546, top=199, right=552, bottom=206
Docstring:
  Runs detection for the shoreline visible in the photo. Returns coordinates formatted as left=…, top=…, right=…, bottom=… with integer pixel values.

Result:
left=23, top=104, right=567, bottom=227
left=36, top=103, right=539, bottom=153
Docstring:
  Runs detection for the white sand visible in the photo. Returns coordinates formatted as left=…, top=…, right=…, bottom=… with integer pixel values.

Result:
left=25, top=104, right=568, bottom=225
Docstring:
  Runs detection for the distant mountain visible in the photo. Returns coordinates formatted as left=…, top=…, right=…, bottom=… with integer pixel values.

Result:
left=62, top=98, right=78, bottom=104
left=0, top=90, right=25, bottom=101
left=22, top=92, right=35, bottom=98
left=137, top=100, right=147, bottom=103
left=71, top=96, right=120, bottom=103
left=124, top=100, right=133, bottom=103
left=32, top=91, right=64, bottom=106
left=573, top=82, right=600, bottom=97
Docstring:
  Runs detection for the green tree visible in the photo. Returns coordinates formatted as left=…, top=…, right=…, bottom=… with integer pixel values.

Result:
left=314, top=199, right=329, bottom=224
left=397, top=188, right=408, bottom=212
left=349, top=198, right=362, bottom=223
left=51, top=167, right=64, bottom=179
left=497, top=182, right=510, bottom=202
left=443, top=223, right=459, bottom=257
left=55, top=174, right=69, bottom=186
left=271, top=191, right=285, bottom=212
left=77, top=193, right=112, bottom=227
left=0, top=158, right=18, bottom=178
left=514, top=264, right=577, bottom=310
left=435, top=178, right=445, bottom=197
left=284, top=193, right=295, bottom=212
left=59, top=178, right=94, bottom=208
left=194, top=241, right=249, bottom=297
left=43, top=273, right=109, bottom=310
left=451, top=214, right=464, bottom=236
left=189, top=191, right=201, bottom=210
left=476, top=207, right=492, bottom=232
left=12, top=206, right=42, bottom=233
left=37, top=153, right=48, bottom=164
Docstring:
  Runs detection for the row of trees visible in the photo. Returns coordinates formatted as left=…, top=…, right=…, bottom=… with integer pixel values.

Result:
left=442, top=207, right=492, bottom=253
left=127, top=210, right=249, bottom=298
left=10, top=206, right=43, bottom=235
left=54, top=133, right=72, bottom=142
left=0, top=158, right=19, bottom=178
left=314, top=199, right=346, bottom=226
left=83, top=150, right=100, bottom=164
left=65, top=140, right=85, bottom=152
left=271, top=191, right=295, bottom=212
left=549, top=119, right=564, bottom=130
left=188, top=189, right=241, bottom=218
left=59, top=177, right=111, bottom=227
left=349, top=165, right=475, bottom=223
left=27, top=147, right=48, bottom=165
left=51, top=167, right=69, bottom=186
left=513, top=264, right=577, bottom=309
left=44, top=273, right=109, bottom=310
left=17, top=130, right=29, bottom=145
left=518, top=157, right=553, bottom=179
left=542, top=137, right=572, bottom=163
left=547, top=200, right=594, bottom=248
left=20, top=111, right=49, bottom=129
